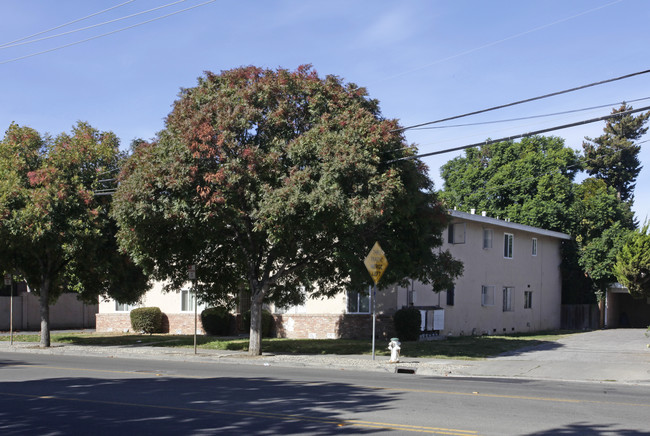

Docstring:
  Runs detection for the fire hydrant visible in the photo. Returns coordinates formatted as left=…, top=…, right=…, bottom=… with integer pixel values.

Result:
left=388, top=337, right=401, bottom=363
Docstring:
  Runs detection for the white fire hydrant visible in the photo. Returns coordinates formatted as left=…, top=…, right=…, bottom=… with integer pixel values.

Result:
left=388, top=337, right=401, bottom=363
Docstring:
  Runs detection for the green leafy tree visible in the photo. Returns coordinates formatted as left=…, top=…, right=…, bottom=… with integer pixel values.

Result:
left=0, top=122, right=149, bottom=347
left=112, top=65, right=462, bottom=356
left=614, top=224, right=650, bottom=299
left=582, top=103, right=649, bottom=203
left=440, top=135, right=581, bottom=232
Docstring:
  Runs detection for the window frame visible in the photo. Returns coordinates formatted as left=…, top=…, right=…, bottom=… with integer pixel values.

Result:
left=504, top=233, right=514, bottom=258
left=446, top=286, right=455, bottom=306
left=481, top=285, right=495, bottom=306
left=448, top=222, right=466, bottom=244
left=483, top=228, right=493, bottom=249
left=347, top=288, right=371, bottom=314
left=524, top=290, right=533, bottom=309
left=115, top=302, right=136, bottom=312
left=180, top=288, right=196, bottom=312
left=503, top=286, right=514, bottom=312
left=532, top=238, right=538, bottom=256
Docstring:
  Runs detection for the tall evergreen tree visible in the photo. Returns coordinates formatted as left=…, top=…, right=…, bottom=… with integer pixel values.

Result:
left=582, top=104, right=649, bottom=203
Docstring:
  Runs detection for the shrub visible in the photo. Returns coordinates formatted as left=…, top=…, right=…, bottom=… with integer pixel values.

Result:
left=130, top=307, right=163, bottom=334
left=393, top=307, right=421, bottom=341
left=201, top=307, right=233, bottom=336
left=242, top=309, right=274, bottom=337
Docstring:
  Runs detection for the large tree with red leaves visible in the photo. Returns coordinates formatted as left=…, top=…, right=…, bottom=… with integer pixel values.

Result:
left=112, top=66, right=461, bottom=355
left=0, top=122, right=149, bottom=347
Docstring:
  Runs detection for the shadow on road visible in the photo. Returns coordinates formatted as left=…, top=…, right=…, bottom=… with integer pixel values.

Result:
left=524, top=422, right=650, bottom=435
left=0, top=375, right=399, bottom=434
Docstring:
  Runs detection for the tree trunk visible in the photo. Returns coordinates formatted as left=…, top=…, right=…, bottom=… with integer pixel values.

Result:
left=39, top=279, right=51, bottom=348
left=248, top=291, right=264, bottom=356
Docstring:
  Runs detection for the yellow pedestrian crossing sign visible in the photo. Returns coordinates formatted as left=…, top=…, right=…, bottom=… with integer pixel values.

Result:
left=364, top=241, right=388, bottom=284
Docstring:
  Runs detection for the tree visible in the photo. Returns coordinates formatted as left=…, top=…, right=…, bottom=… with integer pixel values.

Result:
left=112, top=65, right=462, bottom=356
left=0, top=122, right=149, bottom=347
left=614, top=224, right=650, bottom=299
left=582, top=103, right=649, bottom=203
left=572, top=178, right=634, bottom=299
left=440, top=135, right=581, bottom=232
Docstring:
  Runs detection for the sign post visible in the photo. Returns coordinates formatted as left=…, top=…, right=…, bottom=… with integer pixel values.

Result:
left=364, top=242, right=388, bottom=360
left=188, top=265, right=197, bottom=354
left=4, top=274, right=13, bottom=346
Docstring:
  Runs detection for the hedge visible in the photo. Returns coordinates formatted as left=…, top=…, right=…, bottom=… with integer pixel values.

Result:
left=130, top=307, right=163, bottom=334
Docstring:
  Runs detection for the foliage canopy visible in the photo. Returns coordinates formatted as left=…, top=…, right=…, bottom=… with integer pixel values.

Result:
left=112, top=65, right=462, bottom=355
left=0, top=122, right=149, bottom=346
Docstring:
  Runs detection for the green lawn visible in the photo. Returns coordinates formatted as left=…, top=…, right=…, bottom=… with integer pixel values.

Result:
left=1, top=330, right=579, bottom=360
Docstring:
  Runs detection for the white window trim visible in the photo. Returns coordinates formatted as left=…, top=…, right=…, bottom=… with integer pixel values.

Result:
left=347, top=288, right=371, bottom=314
left=532, top=238, right=538, bottom=256
left=180, top=288, right=196, bottom=312
left=503, top=287, right=514, bottom=312
left=115, top=302, right=137, bottom=312
left=481, top=285, right=495, bottom=306
left=483, top=228, right=493, bottom=249
left=504, top=233, right=514, bottom=259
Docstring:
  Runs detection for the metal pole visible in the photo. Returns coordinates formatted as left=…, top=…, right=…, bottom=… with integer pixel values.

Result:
left=193, top=282, right=197, bottom=355
left=10, top=286, right=13, bottom=346
left=372, top=284, right=376, bottom=360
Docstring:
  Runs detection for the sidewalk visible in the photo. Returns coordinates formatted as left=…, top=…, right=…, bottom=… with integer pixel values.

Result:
left=1, top=329, right=648, bottom=386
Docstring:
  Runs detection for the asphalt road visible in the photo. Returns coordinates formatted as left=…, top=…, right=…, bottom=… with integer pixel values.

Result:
left=1, top=351, right=649, bottom=435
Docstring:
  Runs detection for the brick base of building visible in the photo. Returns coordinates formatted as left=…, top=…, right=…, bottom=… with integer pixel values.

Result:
left=273, top=314, right=395, bottom=339
left=97, top=312, right=394, bottom=339
left=96, top=313, right=205, bottom=335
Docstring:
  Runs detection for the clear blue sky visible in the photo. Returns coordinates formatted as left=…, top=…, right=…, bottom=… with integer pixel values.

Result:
left=2, top=0, right=649, bottom=223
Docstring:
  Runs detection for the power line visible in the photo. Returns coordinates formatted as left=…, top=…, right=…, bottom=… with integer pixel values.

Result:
left=0, top=0, right=136, bottom=48
left=388, top=105, right=650, bottom=163
left=1, top=0, right=187, bottom=50
left=0, top=0, right=217, bottom=65
left=374, top=0, right=622, bottom=85
left=394, top=68, right=650, bottom=133
left=410, top=97, right=650, bottom=131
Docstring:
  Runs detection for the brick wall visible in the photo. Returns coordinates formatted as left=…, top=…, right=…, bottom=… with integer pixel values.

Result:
left=273, top=314, right=395, bottom=339
left=96, top=312, right=205, bottom=334
left=96, top=313, right=132, bottom=333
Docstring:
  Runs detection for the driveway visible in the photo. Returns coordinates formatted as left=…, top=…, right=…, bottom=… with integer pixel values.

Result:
left=443, top=328, right=650, bottom=384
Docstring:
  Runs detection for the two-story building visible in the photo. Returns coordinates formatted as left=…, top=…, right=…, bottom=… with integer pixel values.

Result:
left=96, top=210, right=571, bottom=338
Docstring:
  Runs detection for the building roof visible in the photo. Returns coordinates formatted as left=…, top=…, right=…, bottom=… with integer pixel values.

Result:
left=449, top=210, right=572, bottom=240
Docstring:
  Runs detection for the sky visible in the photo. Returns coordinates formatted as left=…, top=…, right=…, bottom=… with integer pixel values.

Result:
left=1, top=0, right=649, bottom=223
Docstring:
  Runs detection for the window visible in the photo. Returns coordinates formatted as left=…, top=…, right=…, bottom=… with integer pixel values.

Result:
left=115, top=302, right=136, bottom=312
left=448, top=222, right=466, bottom=244
left=481, top=285, right=495, bottom=306
left=503, top=287, right=514, bottom=312
left=446, top=287, right=455, bottom=306
left=504, top=233, right=514, bottom=258
left=524, top=291, right=533, bottom=309
left=181, top=289, right=196, bottom=312
left=347, top=288, right=370, bottom=313
left=532, top=238, right=538, bottom=256
left=483, top=228, right=493, bottom=249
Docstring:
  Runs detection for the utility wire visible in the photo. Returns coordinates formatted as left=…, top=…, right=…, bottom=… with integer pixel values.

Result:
left=388, top=105, right=650, bottom=163
left=374, top=0, right=622, bottom=85
left=0, top=0, right=136, bottom=48
left=0, top=0, right=217, bottom=65
left=1, top=0, right=187, bottom=50
left=394, top=68, right=650, bottom=133
left=411, top=97, right=650, bottom=130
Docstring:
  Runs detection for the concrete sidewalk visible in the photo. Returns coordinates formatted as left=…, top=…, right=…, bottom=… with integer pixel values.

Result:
left=1, top=329, right=648, bottom=385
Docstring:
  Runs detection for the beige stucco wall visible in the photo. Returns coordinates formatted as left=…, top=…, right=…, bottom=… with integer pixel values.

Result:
left=1, top=291, right=97, bottom=330
left=98, top=281, right=207, bottom=314
left=375, top=214, right=564, bottom=335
